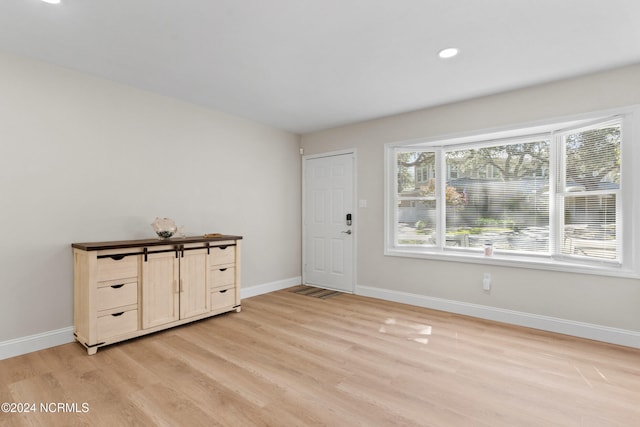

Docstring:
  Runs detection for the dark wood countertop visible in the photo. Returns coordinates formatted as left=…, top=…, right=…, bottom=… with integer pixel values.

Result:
left=72, top=235, right=243, bottom=251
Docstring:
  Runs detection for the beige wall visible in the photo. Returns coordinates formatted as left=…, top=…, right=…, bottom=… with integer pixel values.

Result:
left=301, top=64, right=640, bottom=333
left=0, top=51, right=301, bottom=342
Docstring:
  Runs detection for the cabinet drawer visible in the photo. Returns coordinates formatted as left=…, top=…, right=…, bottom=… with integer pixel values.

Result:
left=97, top=281, right=138, bottom=312
left=210, top=267, right=235, bottom=288
left=97, top=255, right=138, bottom=282
left=97, top=309, right=138, bottom=341
left=210, top=287, right=235, bottom=311
left=210, top=245, right=236, bottom=266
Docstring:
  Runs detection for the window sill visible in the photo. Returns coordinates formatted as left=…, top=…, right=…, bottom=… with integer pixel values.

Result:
left=385, top=247, right=640, bottom=279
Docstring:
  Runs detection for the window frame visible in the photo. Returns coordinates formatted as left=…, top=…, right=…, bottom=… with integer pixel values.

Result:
left=555, top=118, right=623, bottom=265
left=384, top=106, right=640, bottom=278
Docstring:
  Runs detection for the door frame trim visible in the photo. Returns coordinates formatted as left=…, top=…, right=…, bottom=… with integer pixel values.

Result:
left=302, top=149, right=357, bottom=292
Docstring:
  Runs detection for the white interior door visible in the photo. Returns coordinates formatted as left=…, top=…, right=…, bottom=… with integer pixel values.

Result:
left=303, top=152, right=354, bottom=292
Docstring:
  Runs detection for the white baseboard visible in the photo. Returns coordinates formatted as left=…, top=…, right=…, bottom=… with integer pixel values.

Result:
left=9, top=278, right=632, bottom=359
left=241, top=276, right=301, bottom=299
left=0, top=276, right=302, bottom=361
left=356, top=285, right=640, bottom=349
left=0, top=327, right=75, bottom=361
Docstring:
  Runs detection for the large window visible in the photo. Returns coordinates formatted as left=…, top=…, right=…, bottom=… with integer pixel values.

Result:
left=385, top=110, right=639, bottom=277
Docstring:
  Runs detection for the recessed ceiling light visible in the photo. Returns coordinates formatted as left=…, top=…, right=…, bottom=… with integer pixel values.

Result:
left=438, top=48, right=459, bottom=59
left=41, top=0, right=61, bottom=4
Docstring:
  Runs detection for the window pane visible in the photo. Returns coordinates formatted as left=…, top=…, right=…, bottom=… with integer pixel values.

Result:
left=562, top=121, right=620, bottom=261
left=565, top=122, right=621, bottom=191
left=445, top=141, right=550, bottom=252
left=562, top=194, right=617, bottom=260
left=396, top=151, right=436, bottom=246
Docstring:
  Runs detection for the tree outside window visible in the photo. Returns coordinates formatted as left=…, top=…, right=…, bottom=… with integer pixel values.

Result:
left=392, top=118, right=624, bottom=262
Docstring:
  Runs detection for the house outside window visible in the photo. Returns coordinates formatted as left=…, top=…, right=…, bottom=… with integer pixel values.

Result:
left=385, top=108, right=639, bottom=277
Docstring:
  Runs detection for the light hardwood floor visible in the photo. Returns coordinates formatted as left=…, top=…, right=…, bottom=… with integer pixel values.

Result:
left=1, top=287, right=639, bottom=426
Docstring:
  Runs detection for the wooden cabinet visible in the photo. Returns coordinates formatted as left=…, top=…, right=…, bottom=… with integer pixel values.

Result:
left=73, top=235, right=242, bottom=355
left=141, top=246, right=211, bottom=328
left=209, top=244, right=239, bottom=312
left=180, top=248, right=211, bottom=319
left=140, top=249, right=180, bottom=329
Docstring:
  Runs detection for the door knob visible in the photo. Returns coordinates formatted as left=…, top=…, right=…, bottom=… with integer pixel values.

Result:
left=341, top=230, right=352, bottom=235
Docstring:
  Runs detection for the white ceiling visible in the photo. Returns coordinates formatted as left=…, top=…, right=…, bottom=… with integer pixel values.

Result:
left=1, top=0, right=640, bottom=134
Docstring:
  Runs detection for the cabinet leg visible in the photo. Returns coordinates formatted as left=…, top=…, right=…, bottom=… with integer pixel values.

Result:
left=87, top=347, right=98, bottom=356
left=235, top=306, right=242, bottom=313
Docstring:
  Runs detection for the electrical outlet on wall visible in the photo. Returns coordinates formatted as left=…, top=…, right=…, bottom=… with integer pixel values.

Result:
left=483, top=273, right=491, bottom=291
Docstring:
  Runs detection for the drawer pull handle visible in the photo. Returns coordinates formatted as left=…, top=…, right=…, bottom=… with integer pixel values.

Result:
left=219, top=289, right=228, bottom=294
left=109, top=255, right=126, bottom=261
left=111, top=312, right=125, bottom=317
left=219, top=268, right=227, bottom=272
left=219, top=246, right=228, bottom=250
left=111, top=284, right=125, bottom=289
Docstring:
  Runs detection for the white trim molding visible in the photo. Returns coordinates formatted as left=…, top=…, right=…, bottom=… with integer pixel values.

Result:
left=1, top=277, right=302, bottom=360
left=240, top=276, right=302, bottom=299
left=356, top=285, right=640, bottom=349
left=0, top=327, right=75, bottom=361
left=7, top=279, right=633, bottom=361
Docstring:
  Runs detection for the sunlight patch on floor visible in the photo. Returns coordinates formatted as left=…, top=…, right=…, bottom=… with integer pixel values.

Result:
left=378, top=318, right=432, bottom=344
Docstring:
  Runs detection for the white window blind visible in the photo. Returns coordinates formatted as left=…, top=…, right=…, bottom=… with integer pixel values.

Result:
left=386, top=109, right=638, bottom=277
left=443, top=139, right=550, bottom=254
left=559, top=120, right=621, bottom=261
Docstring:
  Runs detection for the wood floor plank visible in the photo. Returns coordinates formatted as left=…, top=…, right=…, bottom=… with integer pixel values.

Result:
left=1, top=288, right=639, bottom=426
